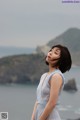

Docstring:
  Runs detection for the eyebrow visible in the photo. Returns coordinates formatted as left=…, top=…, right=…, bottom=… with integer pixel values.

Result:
left=56, top=49, right=60, bottom=51
left=53, top=48, right=60, bottom=51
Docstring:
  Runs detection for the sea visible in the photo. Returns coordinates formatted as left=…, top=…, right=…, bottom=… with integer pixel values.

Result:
left=0, top=66, right=80, bottom=120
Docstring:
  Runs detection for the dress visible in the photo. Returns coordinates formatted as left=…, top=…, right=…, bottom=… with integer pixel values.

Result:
left=34, top=69, right=65, bottom=120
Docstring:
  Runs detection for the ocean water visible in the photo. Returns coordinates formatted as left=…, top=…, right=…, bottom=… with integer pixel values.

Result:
left=0, top=66, right=80, bottom=120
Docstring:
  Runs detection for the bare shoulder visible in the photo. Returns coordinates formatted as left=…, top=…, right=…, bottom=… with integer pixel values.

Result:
left=52, top=73, right=62, bottom=80
left=49, top=73, right=63, bottom=87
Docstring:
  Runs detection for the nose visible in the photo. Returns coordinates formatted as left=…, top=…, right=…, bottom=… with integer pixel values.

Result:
left=48, top=51, right=52, bottom=56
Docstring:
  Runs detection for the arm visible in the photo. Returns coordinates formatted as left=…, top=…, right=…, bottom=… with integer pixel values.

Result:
left=39, top=73, right=63, bottom=120
left=31, top=101, right=38, bottom=120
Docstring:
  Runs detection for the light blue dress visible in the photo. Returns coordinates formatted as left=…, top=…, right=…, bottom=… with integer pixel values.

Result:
left=34, top=69, right=65, bottom=120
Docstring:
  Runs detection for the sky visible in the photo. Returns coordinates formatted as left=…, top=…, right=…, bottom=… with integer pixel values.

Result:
left=0, top=0, right=80, bottom=48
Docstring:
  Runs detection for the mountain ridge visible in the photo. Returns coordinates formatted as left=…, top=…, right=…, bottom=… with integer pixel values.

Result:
left=47, top=27, right=80, bottom=52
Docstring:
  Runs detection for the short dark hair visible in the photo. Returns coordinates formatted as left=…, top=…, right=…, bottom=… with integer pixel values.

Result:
left=45, top=44, right=72, bottom=73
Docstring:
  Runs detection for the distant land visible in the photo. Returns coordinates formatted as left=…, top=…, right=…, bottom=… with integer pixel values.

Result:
left=0, top=28, right=80, bottom=84
left=0, top=46, right=35, bottom=58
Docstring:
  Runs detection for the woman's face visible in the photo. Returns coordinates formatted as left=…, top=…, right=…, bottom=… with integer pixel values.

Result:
left=46, top=47, right=61, bottom=65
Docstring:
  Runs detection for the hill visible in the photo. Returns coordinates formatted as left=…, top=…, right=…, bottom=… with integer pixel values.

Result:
left=36, top=28, right=80, bottom=65
left=47, top=28, right=80, bottom=52
left=0, top=54, right=48, bottom=84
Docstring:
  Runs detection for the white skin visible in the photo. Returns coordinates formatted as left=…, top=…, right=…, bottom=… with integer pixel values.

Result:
left=31, top=47, right=63, bottom=120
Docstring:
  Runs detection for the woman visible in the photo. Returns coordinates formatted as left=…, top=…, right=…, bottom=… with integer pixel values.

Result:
left=31, top=44, right=72, bottom=120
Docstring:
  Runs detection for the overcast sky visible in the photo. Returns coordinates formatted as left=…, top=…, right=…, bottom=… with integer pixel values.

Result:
left=0, top=0, right=80, bottom=48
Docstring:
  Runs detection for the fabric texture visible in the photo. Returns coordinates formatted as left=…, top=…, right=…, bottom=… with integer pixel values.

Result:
left=34, top=69, right=65, bottom=120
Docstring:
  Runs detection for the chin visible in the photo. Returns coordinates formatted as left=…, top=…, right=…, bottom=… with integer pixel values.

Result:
left=46, top=57, right=48, bottom=62
left=45, top=58, right=49, bottom=65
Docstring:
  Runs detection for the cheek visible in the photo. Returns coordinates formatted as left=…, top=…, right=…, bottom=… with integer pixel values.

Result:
left=52, top=54, right=60, bottom=59
left=52, top=53, right=57, bottom=57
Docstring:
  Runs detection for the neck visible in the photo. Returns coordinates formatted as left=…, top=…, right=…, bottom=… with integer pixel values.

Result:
left=48, top=65, right=58, bottom=73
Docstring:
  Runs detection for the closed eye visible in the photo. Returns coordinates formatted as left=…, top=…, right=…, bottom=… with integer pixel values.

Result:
left=55, top=52, right=58, bottom=55
left=55, top=50, right=60, bottom=55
